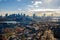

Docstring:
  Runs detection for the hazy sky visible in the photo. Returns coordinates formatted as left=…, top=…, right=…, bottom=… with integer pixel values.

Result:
left=0, top=0, right=60, bottom=15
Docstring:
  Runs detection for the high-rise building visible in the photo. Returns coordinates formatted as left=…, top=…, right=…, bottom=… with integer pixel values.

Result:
left=5, top=13, right=8, bottom=17
left=33, top=14, right=36, bottom=18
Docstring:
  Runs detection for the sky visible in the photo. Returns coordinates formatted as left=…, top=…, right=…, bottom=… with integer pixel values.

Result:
left=0, top=0, right=60, bottom=16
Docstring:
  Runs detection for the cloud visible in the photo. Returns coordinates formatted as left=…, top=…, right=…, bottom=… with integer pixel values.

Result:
left=31, top=1, right=34, bottom=3
left=30, top=9, right=60, bottom=11
left=27, top=1, right=42, bottom=11
left=17, top=0, right=21, bottom=2
left=27, top=0, right=60, bottom=11
left=33, top=1, right=42, bottom=5
left=18, top=8, right=22, bottom=11
left=28, top=1, right=42, bottom=8
left=44, top=0, right=53, bottom=3
left=27, top=5, right=34, bottom=8
left=58, top=6, right=60, bottom=9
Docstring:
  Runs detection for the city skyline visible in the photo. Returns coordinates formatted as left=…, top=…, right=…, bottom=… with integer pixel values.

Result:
left=0, top=0, right=60, bottom=16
